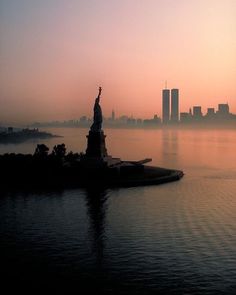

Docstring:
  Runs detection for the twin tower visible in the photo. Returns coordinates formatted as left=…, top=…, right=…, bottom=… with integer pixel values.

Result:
left=162, top=88, right=179, bottom=124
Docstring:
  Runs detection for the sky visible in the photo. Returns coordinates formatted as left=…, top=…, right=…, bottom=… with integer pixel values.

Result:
left=0, top=0, right=235, bottom=124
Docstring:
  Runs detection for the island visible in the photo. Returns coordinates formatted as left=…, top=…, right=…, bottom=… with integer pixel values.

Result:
left=0, top=88, right=183, bottom=189
left=0, top=127, right=61, bottom=144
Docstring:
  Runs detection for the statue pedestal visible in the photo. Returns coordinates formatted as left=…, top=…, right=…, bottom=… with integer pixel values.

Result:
left=83, top=130, right=121, bottom=169
left=86, top=130, right=108, bottom=158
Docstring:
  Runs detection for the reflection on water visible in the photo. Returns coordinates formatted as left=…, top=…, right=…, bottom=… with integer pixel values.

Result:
left=0, top=128, right=236, bottom=294
left=86, top=188, right=108, bottom=267
left=161, top=129, right=179, bottom=167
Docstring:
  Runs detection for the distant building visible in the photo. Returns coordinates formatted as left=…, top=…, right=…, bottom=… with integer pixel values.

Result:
left=8, top=127, right=13, bottom=133
left=143, top=115, right=161, bottom=125
left=80, top=116, right=87, bottom=123
left=112, top=110, right=115, bottom=121
left=217, top=104, right=229, bottom=117
left=121, top=115, right=129, bottom=122
left=153, top=114, right=158, bottom=120
left=127, top=117, right=136, bottom=125
left=162, top=89, right=170, bottom=124
left=206, top=108, right=215, bottom=119
left=153, top=114, right=161, bottom=124
left=193, top=106, right=202, bottom=119
left=180, top=112, right=191, bottom=123
left=136, top=118, right=143, bottom=125
left=171, top=89, right=179, bottom=123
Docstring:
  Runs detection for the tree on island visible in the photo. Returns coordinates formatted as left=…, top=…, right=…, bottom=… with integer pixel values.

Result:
left=52, top=144, right=66, bottom=158
left=31, top=143, right=84, bottom=168
left=34, top=144, right=49, bottom=157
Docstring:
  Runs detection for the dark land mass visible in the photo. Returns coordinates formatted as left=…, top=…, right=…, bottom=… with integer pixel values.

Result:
left=0, top=143, right=183, bottom=190
left=0, top=128, right=61, bottom=144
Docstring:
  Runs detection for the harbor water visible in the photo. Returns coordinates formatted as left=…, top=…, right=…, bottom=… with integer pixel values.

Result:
left=0, top=127, right=236, bottom=294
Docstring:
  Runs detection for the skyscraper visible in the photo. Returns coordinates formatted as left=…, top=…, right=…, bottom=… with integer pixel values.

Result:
left=217, top=104, right=229, bottom=116
left=112, top=109, right=115, bottom=121
left=171, top=89, right=179, bottom=123
left=193, top=106, right=202, bottom=119
left=162, top=89, right=170, bottom=124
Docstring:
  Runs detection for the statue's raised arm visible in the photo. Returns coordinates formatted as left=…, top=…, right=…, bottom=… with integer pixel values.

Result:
left=90, top=86, right=103, bottom=132
left=98, top=86, right=102, bottom=98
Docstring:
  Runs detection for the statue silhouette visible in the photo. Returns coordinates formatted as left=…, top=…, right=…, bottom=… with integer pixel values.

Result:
left=90, top=87, right=103, bottom=132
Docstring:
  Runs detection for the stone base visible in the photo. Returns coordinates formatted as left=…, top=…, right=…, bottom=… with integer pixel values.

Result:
left=81, top=156, right=122, bottom=169
left=86, top=130, right=108, bottom=158
left=84, top=130, right=122, bottom=169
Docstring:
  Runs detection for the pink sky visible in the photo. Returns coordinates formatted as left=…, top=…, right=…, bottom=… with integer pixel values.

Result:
left=0, top=0, right=235, bottom=124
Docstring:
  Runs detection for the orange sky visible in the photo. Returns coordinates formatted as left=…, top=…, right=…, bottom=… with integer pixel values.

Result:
left=0, top=0, right=235, bottom=124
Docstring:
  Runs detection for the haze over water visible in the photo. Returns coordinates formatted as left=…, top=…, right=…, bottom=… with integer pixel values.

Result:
left=0, top=127, right=236, bottom=294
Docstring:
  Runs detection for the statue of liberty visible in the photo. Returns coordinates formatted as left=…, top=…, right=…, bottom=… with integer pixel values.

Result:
left=90, top=87, right=103, bottom=132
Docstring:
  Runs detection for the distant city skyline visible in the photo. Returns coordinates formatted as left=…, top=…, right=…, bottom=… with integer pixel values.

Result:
left=0, top=0, right=235, bottom=124
left=1, top=95, right=236, bottom=128
left=25, top=98, right=235, bottom=130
